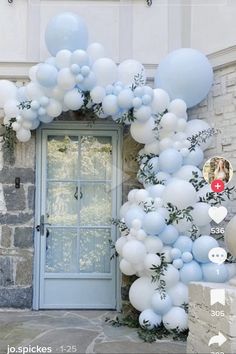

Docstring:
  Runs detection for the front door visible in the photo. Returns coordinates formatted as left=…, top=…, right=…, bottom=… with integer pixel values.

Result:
left=35, top=125, right=121, bottom=309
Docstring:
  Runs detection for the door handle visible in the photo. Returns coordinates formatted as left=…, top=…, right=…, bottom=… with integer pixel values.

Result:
left=74, top=187, right=83, bottom=200
left=36, top=215, right=51, bottom=236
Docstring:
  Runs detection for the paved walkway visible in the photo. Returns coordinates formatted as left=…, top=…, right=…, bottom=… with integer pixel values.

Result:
left=0, top=311, right=186, bottom=354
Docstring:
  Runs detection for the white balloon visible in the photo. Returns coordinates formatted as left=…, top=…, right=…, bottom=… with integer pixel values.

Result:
left=191, top=202, right=211, bottom=227
left=87, top=42, right=105, bottom=63
left=4, top=99, right=20, bottom=118
left=0, top=80, right=17, bottom=108
left=163, top=307, right=188, bottom=331
left=162, top=246, right=174, bottom=263
left=120, top=259, right=136, bottom=276
left=144, top=236, right=163, bottom=254
left=92, top=58, right=118, bottom=87
left=29, top=64, right=39, bottom=82
left=162, top=179, right=197, bottom=209
left=16, top=128, right=31, bottom=142
left=160, top=264, right=180, bottom=289
left=71, top=49, right=90, bottom=66
left=159, top=138, right=173, bottom=151
left=115, top=236, right=127, bottom=256
left=118, top=59, right=146, bottom=87
left=169, top=99, right=187, bottom=117
left=25, top=83, right=44, bottom=101
left=144, top=254, right=161, bottom=270
left=135, top=189, right=149, bottom=203
left=168, top=282, right=189, bottom=306
left=185, top=119, right=212, bottom=150
left=102, top=95, right=119, bottom=115
left=151, top=88, right=170, bottom=114
left=46, top=99, right=62, bottom=118
left=90, top=86, right=106, bottom=104
left=55, top=49, right=72, bottom=69
left=147, top=185, right=165, bottom=199
left=173, top=165, right=202, bottom=181
left=12, top=121, right=21, bottom=132
left=130, top=117, right=156, bottom=144
left=144, top=141, right=160, bottom=155
left=136, top=229, right=147, bottom=241
left=129, top=277, right=156, bottom=311
left=134, top=106, right=151, bottom=123
left=139, top=309, right=161, bottom=330
left=57, top=68, right=76, bottom=90
left=64, top=89, right=84, bottom=110
left=160, top=113, right=178, bottom=132
left=122, top=240, right=146, bottom=264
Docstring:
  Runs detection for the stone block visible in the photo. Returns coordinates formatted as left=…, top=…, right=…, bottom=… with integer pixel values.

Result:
left=27, top=185, right=35, bottom=210
left=0, top=212, right=33, bottom=225
left=0, top=256, right=13, bottom=286
left=0, top=286, right=32, bottom=308
left=0, top=166, right=34, bottom=184
left=14, top=227, right=33, bottom=248
left=15, top=256, right=33, bottom=285
left=3, top=185, right=26, bottom=211
left=0, top=225, right=12, bottom=248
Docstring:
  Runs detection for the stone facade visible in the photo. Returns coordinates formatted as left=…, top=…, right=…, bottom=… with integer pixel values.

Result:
left=1, top=62, right=236, bottom=309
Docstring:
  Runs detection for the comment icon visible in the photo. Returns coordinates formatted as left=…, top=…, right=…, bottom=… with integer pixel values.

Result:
left=208, top=247, right=227, bottom=265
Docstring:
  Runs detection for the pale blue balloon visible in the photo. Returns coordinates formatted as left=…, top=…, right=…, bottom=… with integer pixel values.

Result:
left=159, top=148, right=183, bottom=174
left=182, top=252, right=193, bottom=263
left=45, top=12, right=88, bottom=56
left=142, top=211, right=166, bottom=236
left=124, top=206, right=145, bottom=229
left=183, top=147, right=204, bottom=167
left=173, top=259, right=184, bottom=269
left=180, top=261, right=203, bottom=284
left=155, top=48, right=213, bottom=108
left=159, top=225, right=179, bottom=245
left=36, top=63, right=58, bottom=88
left=151, top=292, right=172, bottom=315
left=174, top=236, right=193, bottom=253
left=202, top=263, right=229, bottom=283
left=192, top=236, right=218, bottom=263
left=170, top=248, right=182, bottom=260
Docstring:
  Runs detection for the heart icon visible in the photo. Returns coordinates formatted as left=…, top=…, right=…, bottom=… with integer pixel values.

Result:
left=208, top=206, right=228, bottom=224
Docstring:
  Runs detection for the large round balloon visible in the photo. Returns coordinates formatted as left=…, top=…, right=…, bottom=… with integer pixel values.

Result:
left=0, top=80, right=17, bottom=108
left=155, top=48, right=213, bottom=108
left=129, top=277, right=156, bottom=311
left=45, top=12, right=88, bottom=56
left=118, top=59, right=146, bottom=87
left=139, top=309, right=161, bottom=330
left=163, top=307, right=188, bottom=331
left=202, top=263, right=229, bottom=283
left=162, top=179, right=197, bottom=209
left=192, top=236, right=218, bottom=263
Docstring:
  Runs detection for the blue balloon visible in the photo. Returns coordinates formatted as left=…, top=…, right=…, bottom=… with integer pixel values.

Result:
left=36, top=64, right=58, bottom=88
left=159, top=148, right=183, bottom=174
left=142, top=211, right=166, bottom=236
left=170, top=248, right=182, bottom=260
left=173, top=259, right=184, bottom=269
left=183, top=147, right=204, bottom=167
left=202, top=263, right=229, bottom=283
left=159, top=225, right=179, bottom=245
left=192, top=236, right=218, bottom=263
left=174, top=236, right=193, bottom=253
left=155, top=48, right=213, bottom=108
left=45, top=12, right=88, bottom=56
left=182, top=252, right=193, bottom=263
left=180, top=261, right=203, bottom=284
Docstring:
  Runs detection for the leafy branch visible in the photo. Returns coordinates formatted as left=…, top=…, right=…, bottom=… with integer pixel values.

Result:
left=151, top=253, right=168, bottom=299
left=167, top=203, right=193, bottom=225
left=112, top=218, right=129, bottom=235
left=187, top=128, right=219, bottom=152
left=189, top=171, right=208, bottom=191
left=199, top=186, right=236, bottom=206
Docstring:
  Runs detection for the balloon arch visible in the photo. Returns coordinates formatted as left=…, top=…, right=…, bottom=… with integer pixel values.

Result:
left=1, top=12, right=235, bottom=332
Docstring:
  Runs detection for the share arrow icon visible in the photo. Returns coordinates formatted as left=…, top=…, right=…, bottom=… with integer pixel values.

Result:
left=208, top=332, right=227, bottom=347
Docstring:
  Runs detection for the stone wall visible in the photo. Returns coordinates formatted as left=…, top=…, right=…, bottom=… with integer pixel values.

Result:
left=0, top=111, right=35, bottom=308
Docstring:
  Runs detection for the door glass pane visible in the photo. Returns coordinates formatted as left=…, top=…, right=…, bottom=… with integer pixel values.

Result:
left=80, top=136, right=112, bottom=180
left=79, top=229, right=111, bottom=273
left=47, top=135, right=78, bottom=180
left=46, top=228, right=77, bottom=273
left=80, top=183, right=112, bottom=226
left=47, top=182, right=78, bottom=226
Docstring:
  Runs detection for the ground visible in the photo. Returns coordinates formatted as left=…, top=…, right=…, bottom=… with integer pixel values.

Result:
left=0, top=310, right=186, bottom=354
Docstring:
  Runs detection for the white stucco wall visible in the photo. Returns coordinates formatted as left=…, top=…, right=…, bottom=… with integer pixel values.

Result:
left=1, top=0, right=236, bottom=79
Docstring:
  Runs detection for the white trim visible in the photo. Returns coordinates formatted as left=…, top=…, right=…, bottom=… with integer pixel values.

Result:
left=33, top=121, right=123, bottom=310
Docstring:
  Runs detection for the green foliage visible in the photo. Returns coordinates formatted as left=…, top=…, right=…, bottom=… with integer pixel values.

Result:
left=199, top=186, right=236, bottom=206
left=112, top=218, right=129, bottom=235
left=187, top=128, right=219, bottom=152
left=189, top=171, right=208, bottom=191
left=109, top=239, right=118, bottom=260
left=150, top=253, right=168, bottom=299
left=167, top=203, right=193, bottom=225
left=2, top=118, right=17, bottom=163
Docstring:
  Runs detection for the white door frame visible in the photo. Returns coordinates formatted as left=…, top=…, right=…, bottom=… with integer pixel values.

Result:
left=33, top=121, right=123, bottom=310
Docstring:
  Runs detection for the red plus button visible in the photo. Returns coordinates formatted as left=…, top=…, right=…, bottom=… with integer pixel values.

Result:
left=211, top=179, right=225, bottom=193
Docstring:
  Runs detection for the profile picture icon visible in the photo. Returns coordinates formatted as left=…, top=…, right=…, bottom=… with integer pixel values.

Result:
left=203, top=156, right=233, bottom=185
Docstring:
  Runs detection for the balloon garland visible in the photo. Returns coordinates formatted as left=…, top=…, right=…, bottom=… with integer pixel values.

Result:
left=1, top=12, right=235, bottom=332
